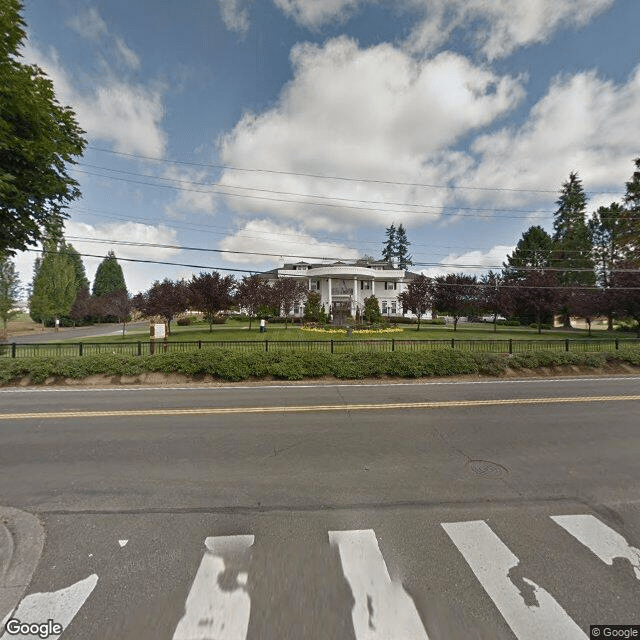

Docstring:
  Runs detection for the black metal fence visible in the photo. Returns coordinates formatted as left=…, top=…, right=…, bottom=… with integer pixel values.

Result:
left=1, top=337, right=640, bottom=358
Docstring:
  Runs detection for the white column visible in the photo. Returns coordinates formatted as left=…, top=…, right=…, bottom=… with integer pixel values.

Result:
left=352, top=276, right=357, bottom=316
left=328, top=278, right=332, bottom=315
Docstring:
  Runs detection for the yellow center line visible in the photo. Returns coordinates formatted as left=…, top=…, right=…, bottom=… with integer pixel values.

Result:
left=0, top=395, right=639, bottom=420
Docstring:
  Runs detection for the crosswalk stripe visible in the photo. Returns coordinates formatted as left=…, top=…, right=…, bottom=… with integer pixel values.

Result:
left=328, top=529, right=429, bottom=639
left=551, top=515, right=640, bottom=580
left=172, top=535, right=254, bottom=640
left=442, top=520, right=586, bottom=640
left=0, top=574, right=98, bottom=640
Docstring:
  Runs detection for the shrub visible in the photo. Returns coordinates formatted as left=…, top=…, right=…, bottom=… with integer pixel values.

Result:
left=529, top=323, right=553, bottom=330
left=176, top=316, right=193, bottom=326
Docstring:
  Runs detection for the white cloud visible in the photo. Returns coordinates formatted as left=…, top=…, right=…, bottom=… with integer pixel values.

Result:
left=217, top=0, right=250, bottom=34
left=162, top=166, right=220, bottom=218
left=272, top=0, right=360, bottom=29
left=404, top=0, right=615, bottom=60
left=269, top=0, right=614, bottom=59
left=13, top=222, right=180, bottom=296
left=464, top=66, right=640, bottom=207
left=67, top=6, right=108, bottom=39
left=419, top=245, right=514, bottom=278
left=216, top=37, right=523, bottom=230
left=21, top=42, right=165, bottom=156
left=218, top=219, right=360, bottom=266
left=113, top=36, right=141, bottom=70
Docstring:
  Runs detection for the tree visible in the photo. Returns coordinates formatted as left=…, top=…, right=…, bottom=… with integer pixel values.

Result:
left=431, top=273, right=478, bottom=331
left=69, top=287, right=92, bottom=326
left=303, top=291, right=322, bottom=322
left=92, top=251, right=127, bottom=297
left=103, top=289, right=132, bottom=336
left=381, top=224, right=396, bottom=262
left=619, top=157, right=640, bottom=262
left=398, top=274, right=431, bottom=330
left=0, top=0, right=86, bottom=256
left=395, top=224, right=412, bottom=268
left=235, top=275, right=272, bottom=330
left=508, top=271, right=563, bottom=334
left=63, top=244, right=89, bottom=292
left=589, top=203, right=624, bottom=330
left=137, top=279, right=188, bottom=335
left=188, top=271, right=235, bottom=332
left=0, top=252, right=20, bottom=334
left=551, top=172, right=594, bottom=326
left=271, top=277, right=308, bottom=328
left=503, top=226, right=553, bottom=278
left=611, top=262, right=640, bottom=338
left=29, top=239, right=76, bottom=324
left=503, top=225, right=554, bottom=324
left=570, top=287, right=602, bottom=337
left=479, top=271, right=508, bottom=332
left=363, top=295, right=382, bottom=324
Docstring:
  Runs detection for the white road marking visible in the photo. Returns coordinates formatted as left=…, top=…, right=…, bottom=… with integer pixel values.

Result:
left=0, top=574, right=98, bottom=640
left=118, top=539, right=128, bottom=547
left=328, top=529, right=429, bottom=639
left=172, top=535, right=254, bottom=640
left=551, top=515, right=640, bottom=580
left=442, top=521, right=586, bottom=640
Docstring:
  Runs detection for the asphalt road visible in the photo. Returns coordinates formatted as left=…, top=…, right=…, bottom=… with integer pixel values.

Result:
left=3, top=321, right=148, bottom=343
left=1, top=377, right=639, bottom=639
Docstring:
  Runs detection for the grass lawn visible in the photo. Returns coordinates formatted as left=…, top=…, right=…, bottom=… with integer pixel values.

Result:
left=39, top=318, right=639, bottom=344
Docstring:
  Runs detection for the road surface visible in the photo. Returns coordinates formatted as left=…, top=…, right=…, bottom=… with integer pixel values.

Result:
left=3, top=322, right=148, bottom=344
left=0, top=376, right=639, bottom=639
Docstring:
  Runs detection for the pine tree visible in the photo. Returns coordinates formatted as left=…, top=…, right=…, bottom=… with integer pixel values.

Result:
left=551, top=172, right=595, bottom=327
left=620, top=157, right=640, bottom=263
left=381, top=224, right=396, bottom=262
left=395, top=224, right=412, bottom=268
left=503, top=226, right=553, bottom=277
left=92, top=251, right=127, bottom=297
left=29, top=240, right=76, bottom=324
left=63, top=244, right=89, bottom=291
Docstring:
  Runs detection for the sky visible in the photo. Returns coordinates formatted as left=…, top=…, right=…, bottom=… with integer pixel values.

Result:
left=12, top=0, right=640, bottom=294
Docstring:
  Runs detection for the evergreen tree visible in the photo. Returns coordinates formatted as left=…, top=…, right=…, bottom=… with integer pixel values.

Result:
left=0, top=252, right=21, bottom=333
left=589, top=203, right=624, bottom=329
left=63, top=244, right=89, bottom=291
left=381, top=224, right=396, bottom=262
left=29, top=240, right=76, bottom=324
left=551, top=172, right=595, bottom=326
left=92, top=251, right=127, bottom=297
left=620, top=157, right=640, bottom=262
left=395, top=224, right=413, bottom=268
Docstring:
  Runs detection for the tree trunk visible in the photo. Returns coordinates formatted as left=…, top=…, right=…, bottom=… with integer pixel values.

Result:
left=209, top=322, right=213, bottom=332
left=607, top=315, right=613, bottom=331
left=453, top=317, right=458, bottom=331
left=587, top=320, right=592, bottom=337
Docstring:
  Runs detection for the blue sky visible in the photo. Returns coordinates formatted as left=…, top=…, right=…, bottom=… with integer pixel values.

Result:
left=14, top=0, right=640, bottom=293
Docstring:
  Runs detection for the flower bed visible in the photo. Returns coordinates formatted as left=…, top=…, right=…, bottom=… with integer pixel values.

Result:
left=301, top=325, right=404, bottom=335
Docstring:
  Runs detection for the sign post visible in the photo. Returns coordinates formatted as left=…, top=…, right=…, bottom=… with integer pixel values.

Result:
left=150, top=323, right=166, bottom=355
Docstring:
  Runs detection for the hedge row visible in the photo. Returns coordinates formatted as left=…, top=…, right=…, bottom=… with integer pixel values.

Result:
left=1, top=347, right=639, bottom=384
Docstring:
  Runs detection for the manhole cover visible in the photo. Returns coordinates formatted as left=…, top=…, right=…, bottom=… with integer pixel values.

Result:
left=467, top=459, right=509, bottom=479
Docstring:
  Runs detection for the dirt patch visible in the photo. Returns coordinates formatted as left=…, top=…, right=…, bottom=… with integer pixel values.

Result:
left=4, top=362, right=640, bottom=388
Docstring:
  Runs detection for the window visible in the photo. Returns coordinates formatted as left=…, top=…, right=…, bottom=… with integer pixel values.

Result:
left=309, top=280, right=319, bottom=291
left=381, top=301, right=388, bottom=314
left=293, top=305, right=300, bottom=315
left=360, top=281, right=371, bottom=290
left=385, top=282, right=397, bottom=290
left=391, top=301, right=397, bottom=314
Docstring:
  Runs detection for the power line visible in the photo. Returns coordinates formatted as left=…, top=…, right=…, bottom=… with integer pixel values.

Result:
left=87, top=146, right=564, bottom=193
left=73, top=168, right=551, bottom=219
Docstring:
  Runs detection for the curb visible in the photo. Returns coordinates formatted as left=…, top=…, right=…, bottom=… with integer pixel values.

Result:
left=0, top=507, right=45, bottom=623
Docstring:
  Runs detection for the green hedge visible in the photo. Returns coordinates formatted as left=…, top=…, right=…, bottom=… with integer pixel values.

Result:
left=1, top=347, right=638, bottom=384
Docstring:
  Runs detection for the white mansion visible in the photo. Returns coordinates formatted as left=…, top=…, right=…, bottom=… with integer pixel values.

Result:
left=261, top=260, right=424, bottom=321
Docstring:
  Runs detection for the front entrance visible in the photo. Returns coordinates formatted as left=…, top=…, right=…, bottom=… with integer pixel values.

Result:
left=331, top=301, right=351, bottom=325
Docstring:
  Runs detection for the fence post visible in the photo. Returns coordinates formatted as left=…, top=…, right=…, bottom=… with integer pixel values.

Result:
left=509, top=339, right=513, bottom=355
left=392, top=339, right=395, bottom=352
left=331, top=339, right=334, bottom=354
left=615, top=338, right=619, bottom=350
left=451, top=338, right=455, bottom=349
left=565, top=338, right=569, bottom=352
left=137, top=341, right=142, bottom=356
left=79, top=342, right=83, bottom=356
left=11, top=342, right=16, bottom=358
left=265, top=340, right=268, bottom=352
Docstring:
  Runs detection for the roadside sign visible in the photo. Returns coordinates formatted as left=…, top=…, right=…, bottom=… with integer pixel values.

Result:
left=153, top=323, right=165, bottom=339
